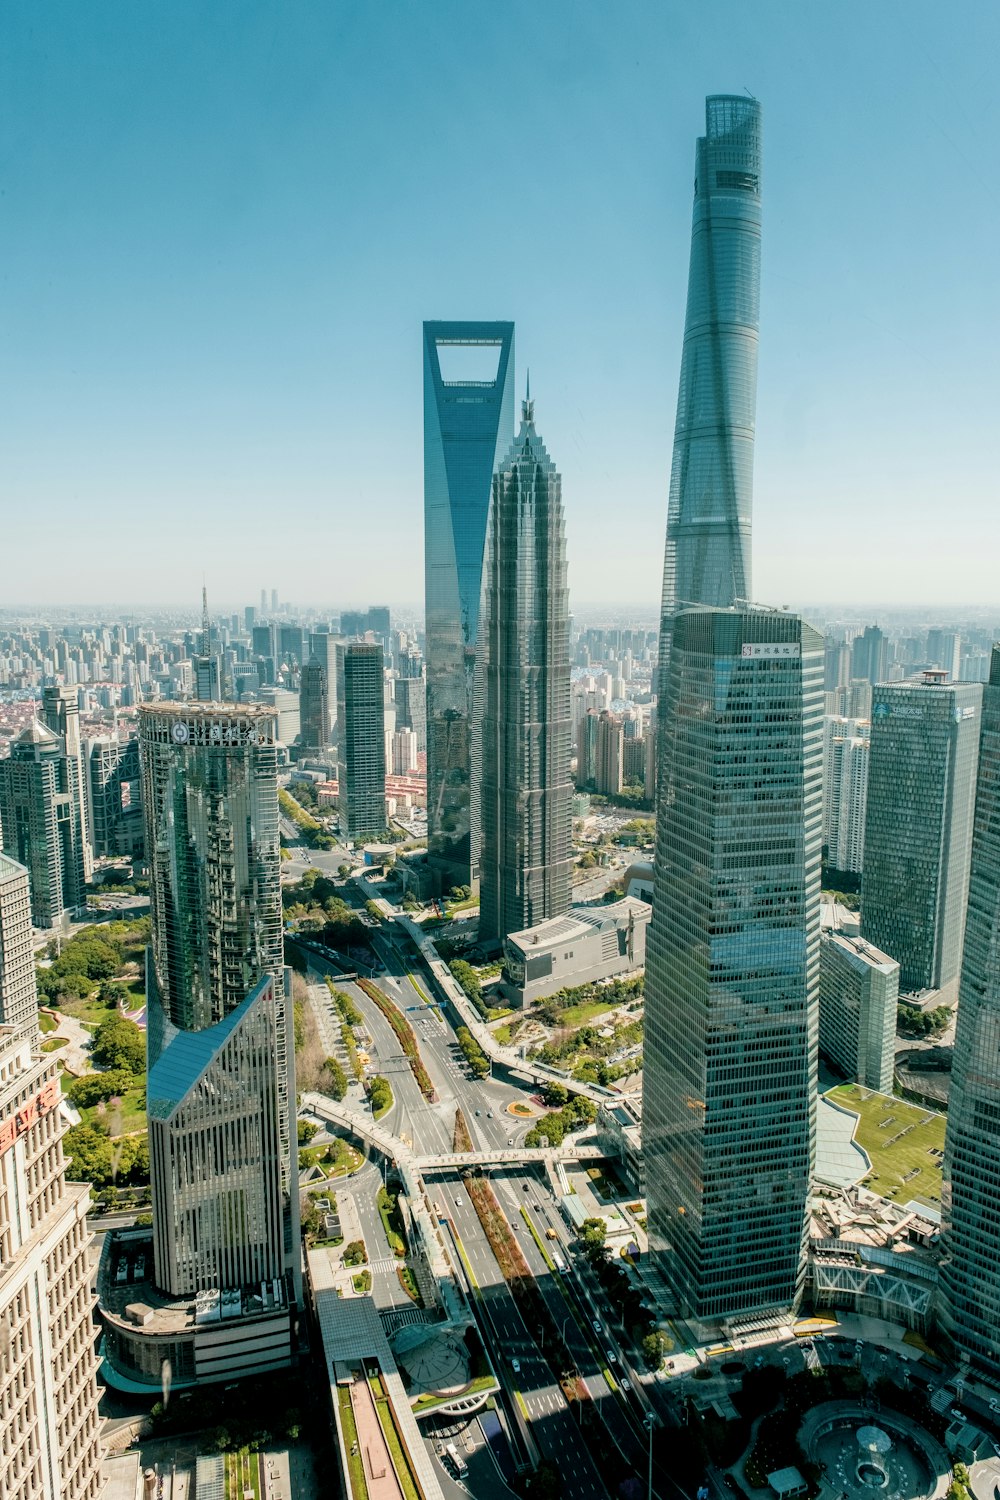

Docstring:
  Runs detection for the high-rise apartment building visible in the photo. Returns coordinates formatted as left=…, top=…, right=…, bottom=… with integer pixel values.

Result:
left=477, top=389, right=572, bottom=942
left=0, top=855, right=43, bottom=1036
left=860, top=673, right=981, bottom=993
left=0, top=721, right=86, bottom=929
left=818, top=930, right=898, bottom=1093
left=337, top=643, right=386, bottom=841
left=424, top=320, right=515, bottom=891
left=659, top=98, right=761, bottom=699
left=595, top=711, right=624, bottom=796
left=940, top=646, right=1000, bottom=1368
left=644, top=608, right=822, bottom=1333
left=822, top=717, right=870, bottom=876
left=137, top=704, right=295, bottom=1301
left=0, top=1022, right=104, bottom=1500
left=576, top=708, right=600, bottom=787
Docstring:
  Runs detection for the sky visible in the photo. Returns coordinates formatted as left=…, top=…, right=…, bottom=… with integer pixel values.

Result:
left=4, top=0, right=1000, bottom=612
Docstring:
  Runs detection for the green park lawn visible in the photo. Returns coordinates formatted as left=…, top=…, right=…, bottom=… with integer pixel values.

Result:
left=827, top=1082, right=945, bottom=1209
left=81, top=1077, right=148, bottom=1136
left=558, top=998, right=617, bottom=1027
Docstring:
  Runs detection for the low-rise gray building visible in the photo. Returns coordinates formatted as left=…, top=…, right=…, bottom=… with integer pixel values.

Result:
left=819, top=930, right=898, bottom=1093
left=502, top=896, right=650, bottom=1008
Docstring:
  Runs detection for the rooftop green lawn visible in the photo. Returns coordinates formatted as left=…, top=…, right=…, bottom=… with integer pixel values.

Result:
left=557, top=999, right=617, bottom=1027
left=827, top=1083, right=945, bottom=1209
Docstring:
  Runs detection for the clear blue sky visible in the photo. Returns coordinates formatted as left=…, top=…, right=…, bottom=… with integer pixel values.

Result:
left=4, top=0, right=999, bottom=611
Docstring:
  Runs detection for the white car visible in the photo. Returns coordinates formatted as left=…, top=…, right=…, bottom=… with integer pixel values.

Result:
left=511, top=1357, right=521, bottom=1374
left=607, top=1351, right=618, bottom=1364
left=621, top=1378, right=632, bottom=1393
left=593, top=1318, right=602, bottom=1333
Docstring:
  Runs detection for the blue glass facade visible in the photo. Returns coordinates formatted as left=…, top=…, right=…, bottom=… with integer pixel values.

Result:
left=644, top=608, right=822, bottom=1332
left=660, top=97, right=761, bottom=694
left=424, top=321, right=514, bottom=890
left=939, top=647, right=1000, bottom=1368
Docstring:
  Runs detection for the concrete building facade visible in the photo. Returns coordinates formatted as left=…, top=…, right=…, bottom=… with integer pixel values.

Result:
left=822, top=717, right=870, bottom=876
left=502, top=897, right=650, bottom=1008
left=0, top=855, right=40, bottom=1036
left=0, top=1026, right=104, bottom=1500
left=818, top=930, right=898, bottom=1093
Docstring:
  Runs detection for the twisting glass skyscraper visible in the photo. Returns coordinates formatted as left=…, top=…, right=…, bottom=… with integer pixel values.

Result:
left=643, top=609, right=822, bottom=1334
left=424, top=321, right=515, bottom=892
left=660, top=96, right=761, bottom=693
left=939, top=646, right=1000, bottom=1368
left=476, top=386, right=572, bottom=943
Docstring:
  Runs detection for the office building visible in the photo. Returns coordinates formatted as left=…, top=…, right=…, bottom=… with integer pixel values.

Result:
left=822, top=717, right=870, bottom=876
left=393, top=674, right=426, bottom=754
left=131, top=704, right=295, bottom=1307
left=309, top=629, right=342, bottom=742
left=477, top=387, right=572, bottom=942
left=260, top=686, right=301, bottom=747
left=926, top=629, right=961, bottom=681
left=595, top=711, right=624, bottom=796
left=659, top=98, right=761, bottom=698
left=643, top=718, right=658, bottom=803
left=0, top=855, right=38, bottom=1036
left=644, top=608, right=822, bottom=1334
left=299, top=654, right=330, bottom=753
left=860, top=673, right=981, bottom=993
left=851, top=625, right=888, bottom=686
left=424, top=320, right=515, bottom=891
left=0, top=721, right=86, bottom=929
left=85, top=735, right=143, bottom=858
left=940, top=647, right=1000, bottom=1369
left=818, top=930, right=898, bottom=1093
left=576, top=708, right=600, bottom=786
left=337, top=643, right=386, bottom=840
left=0, top=1024, right=104, bottom=1500
left=41, top=685, right=92, bottom=881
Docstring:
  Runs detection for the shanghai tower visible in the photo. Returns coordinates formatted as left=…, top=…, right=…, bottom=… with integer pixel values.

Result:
left=659, top=95, right=761, bottom=690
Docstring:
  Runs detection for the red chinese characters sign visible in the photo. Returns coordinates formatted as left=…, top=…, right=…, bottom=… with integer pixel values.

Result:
left=0, top=1076, right=61, bottom=1156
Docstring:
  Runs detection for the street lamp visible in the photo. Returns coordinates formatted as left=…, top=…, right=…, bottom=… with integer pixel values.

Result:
left=644, top=1412, right=656, bottom=1500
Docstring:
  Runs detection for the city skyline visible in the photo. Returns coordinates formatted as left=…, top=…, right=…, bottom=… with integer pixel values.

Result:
left=6, top=2, right=1000, bottom=608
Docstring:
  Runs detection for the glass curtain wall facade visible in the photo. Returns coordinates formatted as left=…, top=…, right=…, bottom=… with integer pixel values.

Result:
left=939, top=646, right=1000, bottom=1368
left=138, top=704, right=295, bottom=1299
left=860, top=676, right=982, bottom=993
left=659, top=97, right=761, bottom=707
left=0, top=721, right=85, bottom=929
left=643, top=608, right=822, bottom=1334
left=336, top=642, right=386, bottom=840
left=424, top=321, right=514, bottom=892
left=476, top=390, right=573, bottom=943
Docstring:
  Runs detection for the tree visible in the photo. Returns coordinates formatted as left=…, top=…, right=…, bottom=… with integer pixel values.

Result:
left=68, top=1069, right=135, bottom=1108
left=367, top=1075, right=393, bottom=1116
left=91, top=1015, right=145, bottom=1074
left=343, top=1239, right=366, bottom=1267
left=542, top=1082, right=569, bottom=1107
left=579, top=1217, right=607, bottom=1254
left=298, top=1119, right=319, bottom=1146
left=98, top=979, right=129, bottom=1009
left=323, top=1057, right=348, bottom=1101
left=641, top=1330, right=670, bottom=1370
left=64, top=1123, right=116, bottom=1186
left=338, top=864, right=351, bottom=878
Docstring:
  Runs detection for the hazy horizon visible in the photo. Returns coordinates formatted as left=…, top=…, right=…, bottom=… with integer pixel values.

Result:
left=5, top=1, right=1000, bottom=608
